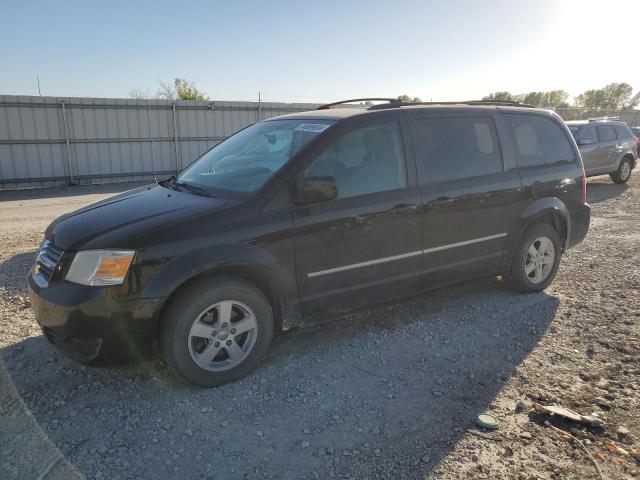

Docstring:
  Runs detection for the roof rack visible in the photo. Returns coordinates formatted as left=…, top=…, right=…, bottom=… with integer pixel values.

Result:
left=316, top=98, right=400, bottom=110
left=588, top=116, right=620, bottom=122
left=367, top=99, right=536, bottom=110
left=317, top=98, right=537, bottom=111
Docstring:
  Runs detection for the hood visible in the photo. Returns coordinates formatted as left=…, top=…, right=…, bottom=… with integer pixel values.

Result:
left=46, top=184, right=228, bottom=250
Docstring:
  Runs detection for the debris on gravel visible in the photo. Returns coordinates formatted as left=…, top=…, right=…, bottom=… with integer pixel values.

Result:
left=1, top=177, right=639, bottom=480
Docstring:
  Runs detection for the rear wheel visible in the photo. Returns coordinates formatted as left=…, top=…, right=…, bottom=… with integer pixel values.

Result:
left=505, top=223, right=561, bottom=293
left=160, top=276, right=274, bottom=387
left=610, top=157, right=632, bottom=184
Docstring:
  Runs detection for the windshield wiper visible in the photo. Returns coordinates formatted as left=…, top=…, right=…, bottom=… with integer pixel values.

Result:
left=172, top=181, right=213, bottom=197
left=158, top=175, right=180, bottom=191
left=158, top=176, right=212, bottom=197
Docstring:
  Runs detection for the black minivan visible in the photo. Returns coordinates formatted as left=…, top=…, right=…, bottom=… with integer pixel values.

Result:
left=28, top=99, right=590, bottom=386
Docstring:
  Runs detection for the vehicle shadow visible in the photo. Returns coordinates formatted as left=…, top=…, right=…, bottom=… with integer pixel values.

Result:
left=586, top=177, right=629, bottom=204
left=0, top=181, right=147, bottom=203
left=0, top=275, right=559, bottom=480
left=0, top=250, right=37, bottom=296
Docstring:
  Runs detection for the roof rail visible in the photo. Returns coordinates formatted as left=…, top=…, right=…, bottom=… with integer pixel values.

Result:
left=588, top=116, right=620, bottom=122
left=366, top=99, right=536, bottom=110
left=317, top=98, right=399, bottom=110
left=317, top=98, right=537, bottom=111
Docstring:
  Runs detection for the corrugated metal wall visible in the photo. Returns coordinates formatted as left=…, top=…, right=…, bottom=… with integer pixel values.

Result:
left=0, top=95, right=320, bottom=189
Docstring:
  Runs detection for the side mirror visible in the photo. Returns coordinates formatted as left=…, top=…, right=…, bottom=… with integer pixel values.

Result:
left=294, top=175, right=337, bottom=204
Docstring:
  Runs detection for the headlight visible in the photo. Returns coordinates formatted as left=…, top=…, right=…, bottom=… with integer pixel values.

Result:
left=65, top=250, right=135, bottom=286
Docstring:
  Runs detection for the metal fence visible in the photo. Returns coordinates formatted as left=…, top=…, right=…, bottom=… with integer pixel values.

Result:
left=1, top=96, right=639, bottom=190
left=555, top=107, right=640, bottom=125
left=0, top=95, right=320, bottom=189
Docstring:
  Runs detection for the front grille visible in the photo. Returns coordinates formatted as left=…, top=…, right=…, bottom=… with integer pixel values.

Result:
left=36, top=240, right=64, bottom=282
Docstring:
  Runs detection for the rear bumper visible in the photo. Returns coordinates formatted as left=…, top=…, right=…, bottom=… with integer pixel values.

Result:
left=28, top=269, right=160, bottom=362
left=567, top=203, right=590, bottom=249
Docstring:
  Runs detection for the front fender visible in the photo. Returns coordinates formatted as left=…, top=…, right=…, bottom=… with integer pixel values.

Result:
left=142, top=243, right=300, bottom=329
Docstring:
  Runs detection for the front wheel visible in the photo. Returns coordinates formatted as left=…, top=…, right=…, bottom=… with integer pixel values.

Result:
left=610, top=157, right=632, bottom=184
left=504, top=223, right=562, bottom=293
left=160, top=276, right=274, bottom=387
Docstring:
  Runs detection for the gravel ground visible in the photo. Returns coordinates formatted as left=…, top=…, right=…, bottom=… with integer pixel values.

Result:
left=0, top=177, right=638, bottom=480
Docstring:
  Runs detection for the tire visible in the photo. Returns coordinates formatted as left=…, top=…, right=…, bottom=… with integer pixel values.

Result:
left=504, top=223, right=562, bottom=293
left=610, top=157, right=632, bottom=184
left=160, top=276, right=274, bottom=387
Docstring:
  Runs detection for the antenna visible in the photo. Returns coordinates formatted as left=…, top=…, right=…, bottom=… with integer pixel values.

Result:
left=36, top=76, right=42, bottom=96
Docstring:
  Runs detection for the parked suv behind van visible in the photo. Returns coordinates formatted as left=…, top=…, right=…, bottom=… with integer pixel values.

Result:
left=28, top=99, right=591, bottom=387
left=567, top=119, right=638, bottom=183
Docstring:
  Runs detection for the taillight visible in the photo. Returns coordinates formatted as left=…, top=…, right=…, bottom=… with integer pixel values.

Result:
left=581, top=167, right=587, bottom=204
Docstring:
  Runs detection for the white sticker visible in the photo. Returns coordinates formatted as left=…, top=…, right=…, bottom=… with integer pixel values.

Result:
left=294, top=123, right=331, bottom=133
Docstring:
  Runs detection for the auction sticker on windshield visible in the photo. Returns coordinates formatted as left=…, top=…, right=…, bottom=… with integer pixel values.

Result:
left=294, top=123, right=332, bottom=133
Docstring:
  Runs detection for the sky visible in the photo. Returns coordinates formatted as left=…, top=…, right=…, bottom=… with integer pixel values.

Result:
left=1, top=0, right=639, bottom=104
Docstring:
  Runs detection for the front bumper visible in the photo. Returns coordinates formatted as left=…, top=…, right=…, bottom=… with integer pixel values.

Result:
left=567, top=203, right=591, bottom=249
left=28, top=269, right=161, bottom=362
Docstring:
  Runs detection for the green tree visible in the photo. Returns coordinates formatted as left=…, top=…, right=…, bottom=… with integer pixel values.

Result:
left=482, top=91, right=514, bottom=101
left=397, top=94, right=422, bottom=103
left=157, top=78, right=208, bottom=101
left=575, top=82, right=634, bottom=109
left=518, top=90, right=570, bottom=108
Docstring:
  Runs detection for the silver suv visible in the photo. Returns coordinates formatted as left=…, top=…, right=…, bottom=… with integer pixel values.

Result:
left=567, top=119, right=638, bottom=183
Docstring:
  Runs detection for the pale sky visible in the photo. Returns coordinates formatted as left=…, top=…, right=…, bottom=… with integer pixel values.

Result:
left=1, top=0, right=638, bottom=103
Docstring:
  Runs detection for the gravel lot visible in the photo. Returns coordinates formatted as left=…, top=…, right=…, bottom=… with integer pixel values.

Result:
left=1, top=176, right=638, bottom=480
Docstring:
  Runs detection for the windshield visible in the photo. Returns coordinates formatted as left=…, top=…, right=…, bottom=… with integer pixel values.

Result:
left=177, top=119, right=334, bottom=195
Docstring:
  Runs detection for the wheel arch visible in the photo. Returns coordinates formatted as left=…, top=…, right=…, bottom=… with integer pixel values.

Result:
left=503, top=199, right=570, bottom=272
left=615, top=151, right=636, bottom=170
left=145, top=245, right=301, bottom=343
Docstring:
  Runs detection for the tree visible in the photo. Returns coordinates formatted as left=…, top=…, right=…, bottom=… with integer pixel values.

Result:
left=483, top=90, right=569, bottom=107
left=518, top=90, right=570, bottom=108
left=157, top=78, right=208, bottom=101
left=129, top=88, right=147, bottom=100
left=397, top=94, right=422, bottom=103
left=575, top=82, right=634, bottom=109
left=482, top=91, right=514, bottom=101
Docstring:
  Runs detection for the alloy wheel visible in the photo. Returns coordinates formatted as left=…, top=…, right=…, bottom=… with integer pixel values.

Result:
left=187, top=300, right=258, bottom=372
left=620, top=161, right=631, bottom=181
left=524, top=236, right=556, bottom=284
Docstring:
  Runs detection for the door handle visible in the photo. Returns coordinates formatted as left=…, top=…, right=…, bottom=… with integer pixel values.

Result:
left=390, top=203, right=417, bottom=214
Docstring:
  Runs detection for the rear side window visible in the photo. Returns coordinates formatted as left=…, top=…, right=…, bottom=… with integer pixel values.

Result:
left=596, top=125, right=616, bottom=142
left=614, top=124, right=632, bottom=139
left=505, top=114, right=574, bottom=168
left=410, top=116, right=502, bottom=184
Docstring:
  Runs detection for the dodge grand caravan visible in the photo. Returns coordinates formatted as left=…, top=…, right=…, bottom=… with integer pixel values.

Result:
left=28, top=99, right=591, bottom=387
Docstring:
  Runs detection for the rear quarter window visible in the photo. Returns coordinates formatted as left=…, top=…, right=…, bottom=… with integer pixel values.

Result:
left=505, top=114, right=575, bottom=168
left=614, top=124, right=632, bottom=139
left=596, top=125, right=616, bottom=142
